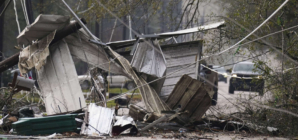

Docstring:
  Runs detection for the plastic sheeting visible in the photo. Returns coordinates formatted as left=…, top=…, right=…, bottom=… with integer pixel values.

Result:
left=17, top=14, right=70, bottom=46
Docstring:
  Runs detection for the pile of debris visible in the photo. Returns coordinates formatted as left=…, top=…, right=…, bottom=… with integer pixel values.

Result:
left=0, top=11, right=229, bottom=138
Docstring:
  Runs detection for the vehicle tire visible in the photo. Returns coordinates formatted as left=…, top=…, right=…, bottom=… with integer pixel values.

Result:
left=81, top=80, right=90, bottom=90
left=125, top=81, right=136, bottom=90
left=229, top=84, right=234, bottom=94
left=212, top=84, right=218, bottom=106
left=224, top=78, right=227, bottom=83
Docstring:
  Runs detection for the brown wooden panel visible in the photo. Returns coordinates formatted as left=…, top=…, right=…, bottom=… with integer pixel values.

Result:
left=175, top=81, right=202, bottom=110
left=165, top=75, right=193, bottom=109
left=190, top=93, right=211, bottom=122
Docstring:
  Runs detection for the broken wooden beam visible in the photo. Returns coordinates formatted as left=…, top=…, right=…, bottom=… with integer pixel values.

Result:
left=0, top=18, right=87, bottom=73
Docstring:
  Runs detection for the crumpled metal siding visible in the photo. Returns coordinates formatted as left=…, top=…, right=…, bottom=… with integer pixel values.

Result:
left=81, top=103, right=114, bottom=136
left=37, top=40, right=86, bottom=115
left=17, top=14, right=70, bottom=46
left=131, top=40, right=167, bottom=78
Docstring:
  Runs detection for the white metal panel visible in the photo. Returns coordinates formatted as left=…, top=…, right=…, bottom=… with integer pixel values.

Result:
left=37, top=40, right=86, bottom=115
left=159, top=21, right=225, bottom=36
left=17, top=14, right=70, bottom=46
left=81, top=103, right=114, bottom=136
left=160, top=41, right=202, bottom=97
left=131, top=40, right=167, bottom=78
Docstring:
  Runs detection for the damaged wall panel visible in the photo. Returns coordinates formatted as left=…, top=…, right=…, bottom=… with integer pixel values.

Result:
left=166, top=75, right=212, bottom=125
left=37, top=40, right=86, bottom=115
left=160, top=41, right=202, bottom=98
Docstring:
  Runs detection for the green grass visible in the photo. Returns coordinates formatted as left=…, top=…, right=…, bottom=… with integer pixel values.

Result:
left=108, top=88, right=140, bottom=93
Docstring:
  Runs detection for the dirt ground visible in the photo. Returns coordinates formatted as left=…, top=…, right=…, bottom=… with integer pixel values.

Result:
left=59, top=132, right=289, bottom=140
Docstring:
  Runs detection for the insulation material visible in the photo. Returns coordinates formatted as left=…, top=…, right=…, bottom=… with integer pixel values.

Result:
left=18, top=31, right=56, bottom=75
left=131, top=40, right=167, bottom=78
left=108, top=48, right=170, bottom=114
left=64, top=29, right=126, bottom=75
left=36, top=40, right=86, bottom=115
left=17, top=14, right=70, bottom=46
left=81, top=103, right=114, bottom=136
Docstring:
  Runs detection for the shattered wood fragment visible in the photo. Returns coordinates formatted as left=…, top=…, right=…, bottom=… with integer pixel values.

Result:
left=165, top=75, right=212, bottom=125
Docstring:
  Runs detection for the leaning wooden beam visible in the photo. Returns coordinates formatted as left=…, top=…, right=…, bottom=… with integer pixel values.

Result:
left=0, top=18, right=86, bottom=73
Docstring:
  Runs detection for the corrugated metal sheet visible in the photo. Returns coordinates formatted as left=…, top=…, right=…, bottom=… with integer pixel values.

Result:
left=160, top=41, right=203, bottom=98
left=17, top=15, right=70, bottom=46
left=37, top=40, right=86, bottom=115
left=81, top=103, right=114, bottom=136
left=131, top=40, right=166, bottom=78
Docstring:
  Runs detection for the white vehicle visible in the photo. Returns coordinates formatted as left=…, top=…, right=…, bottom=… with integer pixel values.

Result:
left=78, top=74, right=135, bottom=90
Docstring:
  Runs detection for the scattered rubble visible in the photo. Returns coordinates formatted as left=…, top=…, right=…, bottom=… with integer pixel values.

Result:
left=0, top=4, right=278, bottom=139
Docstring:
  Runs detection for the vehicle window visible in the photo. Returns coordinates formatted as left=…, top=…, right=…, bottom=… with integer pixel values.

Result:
left=214, top=67, right=225, bottom=73
left=234, top=63, right=261, bottom=73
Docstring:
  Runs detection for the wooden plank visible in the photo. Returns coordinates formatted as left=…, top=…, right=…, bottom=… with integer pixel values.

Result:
left=165, top=75, right=193, bottom=109
left=190, top=93, right=211, bottom=122
left=176, top=88, right=206, bottom=123
left=175, top=80, right=202, bottom=110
